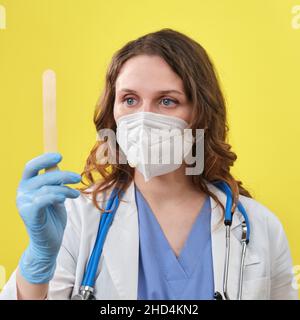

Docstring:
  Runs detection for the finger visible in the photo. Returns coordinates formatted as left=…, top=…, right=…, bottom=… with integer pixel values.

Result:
left=25, top=170, right=82, bottom=191
left=33, top=193, right=67, bottom=211
left=22, top=153, right=63, bottom=180
left=35, top=185, right=81, bottom=199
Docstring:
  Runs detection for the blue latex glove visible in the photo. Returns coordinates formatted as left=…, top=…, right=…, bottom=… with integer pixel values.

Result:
left=16, top=152, right=82, bottom=284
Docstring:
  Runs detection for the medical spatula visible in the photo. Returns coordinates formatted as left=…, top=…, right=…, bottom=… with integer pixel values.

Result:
left=42, top=69, right=59, bottom=172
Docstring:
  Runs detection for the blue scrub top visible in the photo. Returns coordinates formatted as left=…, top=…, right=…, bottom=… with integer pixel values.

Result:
left=135, top=184, right=215, bottom=300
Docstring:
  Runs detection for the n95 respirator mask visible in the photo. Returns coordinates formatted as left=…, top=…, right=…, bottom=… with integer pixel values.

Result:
left=116, top=111, right=194, bottom=182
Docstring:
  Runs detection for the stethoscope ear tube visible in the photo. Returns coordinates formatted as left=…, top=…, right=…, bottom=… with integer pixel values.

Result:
left=237, top=202, right=250, bottom=243
left=213, top=180, right=251, bottom=300
left=223, top=225, right=231, bottom=300
left=237, top=221, right=248, bottom=300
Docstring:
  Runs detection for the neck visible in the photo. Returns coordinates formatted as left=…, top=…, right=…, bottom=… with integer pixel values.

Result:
left=133, top=165, right=199, bottom=202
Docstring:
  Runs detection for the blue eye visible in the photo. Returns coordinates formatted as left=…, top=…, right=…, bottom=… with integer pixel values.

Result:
left=160, top=98, right=177, bottom=107
left=123, top=97, right=137, bottom=106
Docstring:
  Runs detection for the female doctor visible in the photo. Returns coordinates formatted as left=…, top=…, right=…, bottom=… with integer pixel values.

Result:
left=0, top=28, right=298, bottom=300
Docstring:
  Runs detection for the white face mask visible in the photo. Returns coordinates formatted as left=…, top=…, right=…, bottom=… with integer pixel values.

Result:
left=116, top=111, right=194, bottom=182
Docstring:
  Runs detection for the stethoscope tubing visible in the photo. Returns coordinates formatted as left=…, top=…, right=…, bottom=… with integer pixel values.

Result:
left=82, top=188, right=122, bottom=287
left=213, top=181, right=250, bottom=242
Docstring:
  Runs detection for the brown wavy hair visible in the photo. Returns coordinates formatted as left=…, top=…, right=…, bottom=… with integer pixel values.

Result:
left=78, top=28, right=252, bottom=217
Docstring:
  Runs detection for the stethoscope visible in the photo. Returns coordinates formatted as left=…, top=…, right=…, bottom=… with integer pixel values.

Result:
left=71, top=180, right=250, bottom=300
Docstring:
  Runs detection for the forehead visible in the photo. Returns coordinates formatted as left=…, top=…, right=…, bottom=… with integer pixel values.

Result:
left=115, top=55, right=184, bottom=93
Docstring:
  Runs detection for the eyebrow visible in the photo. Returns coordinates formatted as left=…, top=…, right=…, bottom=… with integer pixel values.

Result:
left=118, top=88, right=184, bottom=95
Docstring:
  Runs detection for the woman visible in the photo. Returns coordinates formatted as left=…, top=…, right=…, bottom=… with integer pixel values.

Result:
left=0, top=28, right=297, bottom=300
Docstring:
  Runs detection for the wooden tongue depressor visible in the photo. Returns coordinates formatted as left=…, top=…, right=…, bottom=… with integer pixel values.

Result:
left=43, top=69, right=59, bottom=172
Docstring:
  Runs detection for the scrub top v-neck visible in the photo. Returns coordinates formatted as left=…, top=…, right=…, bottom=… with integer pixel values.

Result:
left=135, top=184, right=215, bottom=300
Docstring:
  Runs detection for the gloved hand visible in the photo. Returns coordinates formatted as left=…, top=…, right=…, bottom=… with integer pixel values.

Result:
left=16, top=152, right=82, bottom=284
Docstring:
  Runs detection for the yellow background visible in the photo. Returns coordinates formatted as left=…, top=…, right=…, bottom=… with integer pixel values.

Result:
left=0, top=0, right=299, bottom=296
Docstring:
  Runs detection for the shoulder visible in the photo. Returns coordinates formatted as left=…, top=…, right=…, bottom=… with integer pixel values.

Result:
left=238, top=194, right=285, bottom=235
left=206, top=180, right=285, bottom=237
left=237, top=194, right=290, bottom=255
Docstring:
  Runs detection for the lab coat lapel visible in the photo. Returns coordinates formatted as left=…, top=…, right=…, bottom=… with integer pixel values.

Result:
left=101, top=181, right=139, bottom=299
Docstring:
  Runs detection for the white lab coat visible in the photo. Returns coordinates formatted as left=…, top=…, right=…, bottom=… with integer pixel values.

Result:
left=0, top=180, right=298, bottom=300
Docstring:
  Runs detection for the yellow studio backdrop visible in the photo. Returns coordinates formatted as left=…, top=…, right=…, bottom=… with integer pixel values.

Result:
left=0, top=0, right=299, bottom=296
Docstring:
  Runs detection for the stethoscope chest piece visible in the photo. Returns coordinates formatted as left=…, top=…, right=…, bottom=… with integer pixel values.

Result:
left=71, top=286, right=96, bottom=300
